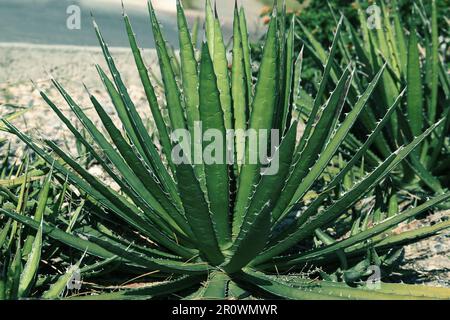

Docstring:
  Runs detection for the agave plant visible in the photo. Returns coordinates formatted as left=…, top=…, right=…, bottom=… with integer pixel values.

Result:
left=0, top=166, right=83, bottom=299
left=2, top=1, right=450, bottom=300
left=297, top=0, right=449, bottom=203
left=0, top=163, right=122, bottom=299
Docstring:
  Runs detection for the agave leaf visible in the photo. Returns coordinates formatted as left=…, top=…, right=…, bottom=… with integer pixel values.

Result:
left=313, top=279, right=450, bottom=300
left=373, top=219, right=450, bottom=252
left=273, top=65, right=379, bottom=222
left=39, top=86, right=186, bottom=238
left=212, top=10, right=233, bottom=131
left=176, top=0, right=200, bottom=134
left=191, top=17, right=200, bottom=48
left=2, top=208, right=204, bottom=275
left=148, top=1, right=186, bottom=131
left=352, top=281, right=450, bottom=300
left=5, top=242, right=22, bottom=300
left=1, top=208, right=114, bottom=260
left=4, top=122, right=194, bottom=258
left=5, top=163, right=29, bottom=250
left=96, top=63, right=182, bottom=205
left=429, top=108, right=450, bottom=167
left=227, top=280, right=251, bottom=300
left=22, top=170, right=51, bottom=258
left=94, top=20, right=172, bottom=179
left=175, top=162, right=224, bottom=265
left=18, top=220, right=43, bottom=298
left=239, top=6, right=253, bottom=106
left=199, top=42, right=231, bottom=248
left=325, top=90, right=405, bottom=193
left=0, top=170, right=45, bottom=188
left=379, top=1, right=401, bottom=74
left=205, top=0, right=215, bottom=57
left=233, top=10, right=279, bottom=238
left=0, top=219, right=11, bottom=249
left=293, top=47, right=304, bottom=113
left=65, top=200, right=85, bottom=233
left=258, top=119, right=442, bottom=264
left=345, top=18, right=372, bottom=76
left=373, top=2, right=391, bottom=63
left=297, top=16, right=344, bottom=153
left=95, top=68, right=182, bottom=208
left=273, top=67, right=354, bottom=222
left=123, top=11, right=174, bottom=173
left=87, top=235, right=207, bottom=274
left=45, top=139, right=194, bottom=254
left=408, top=155, right=443, bottom=193
left=37, top=88, right=125, bottom=190
left=72, top=275, right=203, bottom=300
left=190, top=271, right=229, bottom=300
left=52, top=79, right=185, bottom=237
left=87, top=90, right=192, bottom=237
left=241, top=270, right=448, bottom=300
left=264, top=192, right=450, bottom=269
left=225, top=123, right=298, bottom=273
left=406, top=30, right=424, bottom=137
left=279, top=16, right=296, bottom=133
left=297, top=20, right=327, bottom=63
left=237, top=270, right=339, bottom=300
left=232, top=4, right=249, bottom=171
left=175, top=0, right=207, bottom=192
left=428, top=0, right=439, bottom=123
left=0, top=276, right=4, bottom=300
left=391, top=0, right=408, bottom=75
left=92, top=230, right=182, bottom=261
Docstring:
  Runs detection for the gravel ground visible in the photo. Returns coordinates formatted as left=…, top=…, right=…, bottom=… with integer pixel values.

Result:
left=395, top=210, right=450, bottom=287
left=0, top=44, right=449, bottom=287
left=0, top=44, right=155, bottom=152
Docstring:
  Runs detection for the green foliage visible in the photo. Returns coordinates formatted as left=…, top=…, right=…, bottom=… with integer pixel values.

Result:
left=297, top=0, right=450, bottom=200
left=0, top=161, right=89, bottom=299
left=291, top=0, right=449, bottom=48
left=1, top=1, right=449, bottom=300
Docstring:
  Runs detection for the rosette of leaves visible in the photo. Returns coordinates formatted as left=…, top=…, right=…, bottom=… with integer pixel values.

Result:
left=2, top=1, right=449, bottom=300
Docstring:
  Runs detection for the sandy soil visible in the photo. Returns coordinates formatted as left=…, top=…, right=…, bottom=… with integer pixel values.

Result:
left=0, top=44, right=154, bottom=151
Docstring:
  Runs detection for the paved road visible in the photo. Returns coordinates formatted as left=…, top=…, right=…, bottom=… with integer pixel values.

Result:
left=0, top=0, right=264, bottom=48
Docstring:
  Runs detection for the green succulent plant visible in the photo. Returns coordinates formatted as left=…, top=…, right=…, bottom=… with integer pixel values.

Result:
left=297, top=0, right=449, bottom=202
left=2, top=1, right=450, bottom=300
left=0, top=165, right=84, bottom=300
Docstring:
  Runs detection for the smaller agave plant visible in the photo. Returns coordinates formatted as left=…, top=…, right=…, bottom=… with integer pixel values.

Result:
left=2, top=1, right=450, bottom=299
left=0, top=162, right=88, bottom=300
left=297, top=0, right=449, bottom=205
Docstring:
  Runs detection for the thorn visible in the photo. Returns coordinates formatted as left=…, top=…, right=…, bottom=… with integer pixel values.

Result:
left=30, top=79, right=38, bottom=91
left=92, top=17, right=99, bottom=30
left=82, top=83, right=92, bottom=97
left=214, top=1, right=219, bottom=19
left=272, top=0, right=278, bottom=17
